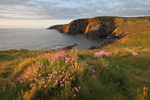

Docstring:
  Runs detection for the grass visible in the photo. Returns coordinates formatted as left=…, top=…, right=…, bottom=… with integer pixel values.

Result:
left=0, top=32, right=150, bottom=100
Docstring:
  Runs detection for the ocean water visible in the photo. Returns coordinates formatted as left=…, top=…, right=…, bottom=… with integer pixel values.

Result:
left=0, top=29, right=114, bottom=50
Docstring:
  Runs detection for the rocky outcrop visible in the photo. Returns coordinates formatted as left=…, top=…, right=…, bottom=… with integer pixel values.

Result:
left=61, top=43, right=78, bottom=50
left=56, top=16, right=150, bottom=38
left=58, top=19, right=89, bottom=35
left=47, top=25, right=63, bottom=29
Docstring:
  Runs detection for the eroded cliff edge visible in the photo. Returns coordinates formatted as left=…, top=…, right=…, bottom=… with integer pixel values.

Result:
left=55, top=16, right=150, bottom=38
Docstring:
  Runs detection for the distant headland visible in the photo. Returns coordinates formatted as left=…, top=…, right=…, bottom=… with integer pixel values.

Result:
left=48, top=16, right=150, bottom=38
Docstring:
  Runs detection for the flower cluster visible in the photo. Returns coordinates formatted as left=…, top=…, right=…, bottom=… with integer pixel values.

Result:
left=124, top=48, right=138, bottom=55
left=94, top=51, right=112, bottom=58
left=16, top=50, right=83, bottom=98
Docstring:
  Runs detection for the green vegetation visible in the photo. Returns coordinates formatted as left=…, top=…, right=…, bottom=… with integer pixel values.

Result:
left=0, top=32, right=150, bottom=100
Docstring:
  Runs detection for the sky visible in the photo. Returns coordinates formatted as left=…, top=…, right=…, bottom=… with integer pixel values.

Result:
left=0, top=0, right=150, bottom=29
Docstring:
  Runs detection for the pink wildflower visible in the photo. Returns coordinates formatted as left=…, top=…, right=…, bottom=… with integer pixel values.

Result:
left=75, top=87, right=78, bottom=92
left=93, top=75, right=96, bottom=78
left=78, top=86, right=81, bottom=89
left=60, top=84, right=64, bottom=87
left=124, top=48, right=138, bottom=56
left=44, top=85, right=47, bottom=88
left=94, top=51, right=112, bottom=57
left=20, top=80, right=23, bottom=83
left=30, top=83, right=34, bottom=87
left=54, top=71, right=58, bottom=74
left=38, top=74, right=41, bottom=77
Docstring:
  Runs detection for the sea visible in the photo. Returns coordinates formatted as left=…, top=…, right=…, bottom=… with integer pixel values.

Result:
left=0, top=29, right=114, bottom=50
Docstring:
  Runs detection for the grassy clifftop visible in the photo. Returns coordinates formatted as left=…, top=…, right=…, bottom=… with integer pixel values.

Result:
left=0, top=31, right=150, bottom=100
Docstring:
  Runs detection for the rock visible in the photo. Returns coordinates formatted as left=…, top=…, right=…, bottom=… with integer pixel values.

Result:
left=47, top=25, right=63, bottom=29
left=61, top=43, right=78, bottom=50
left=97, top=41, right=114, bottom=49
left=88, top=46, right=97, bottom=50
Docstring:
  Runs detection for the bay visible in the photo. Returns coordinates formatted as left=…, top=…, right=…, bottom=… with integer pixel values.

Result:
left=0, top=29, right=114, bottom=50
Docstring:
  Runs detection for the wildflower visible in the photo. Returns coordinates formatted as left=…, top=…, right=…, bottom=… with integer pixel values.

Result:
left=20, top=80, right=23, bottom=83
left=30, top=83, right=34, bottom=87
left=54, top=71, right=58, bottom=74
left=93, top=75, right=96, bottom=78
left=62, top=79, right=65, bottom=82
left=30, top=78, right=33, bottom=81
left=60, top=84, right=64, bottom=87
left=74, top=94, right=76, bottom=97
left=78, top=86, right=81, bottom=89
left=94, top=51, right=112, bottom=58
left=124, top=48, right=138, bottom=56
left=75, top=87, right=78, bottom=92
left=92, top=69, right=95, bottom=73
left=38, top=74, right=41, bottom=77
left=44, top=85, right=47, bottom=88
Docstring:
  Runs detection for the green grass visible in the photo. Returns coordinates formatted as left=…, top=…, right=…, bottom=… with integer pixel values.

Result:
left=0, top=32, right=150, bottom=100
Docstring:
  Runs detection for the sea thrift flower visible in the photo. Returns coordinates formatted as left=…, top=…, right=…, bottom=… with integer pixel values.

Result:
left=60, top=84, right=64, bottom=87
left=93, top=75, right=96, bottom=78
left=20, top=80, right=23, bottom=83
left=124, top=48, right=138, bottom=55
left=75, top=87, right=78, bottom=92
left=30, top=83, right=34, bottom=87
left=30, top=78, right=33, bottom=81
left=38, top=74, right=41, bottom=77
left=44, top=85, right=47, bottom=88
left=54, top=71, right=58, bottom=74
left=78, top=86, right=81, bottom=89
left=94, top=51, right=112, bottom=58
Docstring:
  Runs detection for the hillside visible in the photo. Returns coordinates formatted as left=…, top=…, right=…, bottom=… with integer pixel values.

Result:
left=0, top=31, right=150, bottom=100
left=57, top=16, right=150, bottom=38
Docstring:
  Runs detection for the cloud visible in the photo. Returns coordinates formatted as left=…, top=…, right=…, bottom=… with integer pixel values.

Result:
left=0, top=0, right=150, bottom=20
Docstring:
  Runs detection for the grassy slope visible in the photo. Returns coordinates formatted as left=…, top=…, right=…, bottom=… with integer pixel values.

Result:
left=0, top=32, right=150, bottom=100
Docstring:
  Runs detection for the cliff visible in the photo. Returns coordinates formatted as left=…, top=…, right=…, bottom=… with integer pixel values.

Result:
left=57, top=16, right=150, bottom=38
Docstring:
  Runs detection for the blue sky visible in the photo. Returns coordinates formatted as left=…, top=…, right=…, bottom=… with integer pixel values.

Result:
left=0, top=0, right=150, bottom=28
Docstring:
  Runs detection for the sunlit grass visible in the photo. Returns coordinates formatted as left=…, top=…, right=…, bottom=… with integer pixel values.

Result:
left=0, top=32, right=150, bottom=100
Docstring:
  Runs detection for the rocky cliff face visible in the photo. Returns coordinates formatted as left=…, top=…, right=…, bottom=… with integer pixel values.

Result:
left=57, top=16, right=150, bottom=38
